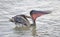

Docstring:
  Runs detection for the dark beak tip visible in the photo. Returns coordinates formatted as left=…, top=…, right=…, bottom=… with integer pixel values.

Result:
left=46, top=11, right=52, bottom=14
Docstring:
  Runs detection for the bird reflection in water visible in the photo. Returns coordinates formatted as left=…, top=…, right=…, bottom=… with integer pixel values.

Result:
left=13, top=25, right=37, bottom=37
left=31, top=26, right=37, bottom=37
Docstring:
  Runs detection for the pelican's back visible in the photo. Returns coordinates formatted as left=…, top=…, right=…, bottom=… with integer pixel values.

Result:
left=11, top=15, right=30, bottom=26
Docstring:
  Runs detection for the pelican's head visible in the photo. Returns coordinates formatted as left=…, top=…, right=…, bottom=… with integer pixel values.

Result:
left=30, top=10, right=51, bottom=25
left=30, top=10, right=51, bottom=21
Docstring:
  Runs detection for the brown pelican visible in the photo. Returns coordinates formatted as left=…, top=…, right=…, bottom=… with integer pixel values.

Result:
left=10, top=15, right=31, bottom=26
left=10, top=10, right=51, bottom=26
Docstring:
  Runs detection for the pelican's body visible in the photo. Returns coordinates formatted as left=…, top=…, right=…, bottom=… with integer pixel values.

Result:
left=10, top=15, right=30, bottom=26
left=10, top=10, right=51, bottom=27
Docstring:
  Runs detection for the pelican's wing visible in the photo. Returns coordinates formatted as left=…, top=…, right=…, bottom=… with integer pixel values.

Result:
left=13, top=16, right=30, bottom=26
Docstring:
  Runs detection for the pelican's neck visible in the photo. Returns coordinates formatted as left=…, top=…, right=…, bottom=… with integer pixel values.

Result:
left=32, top=20, right=36, bottom=26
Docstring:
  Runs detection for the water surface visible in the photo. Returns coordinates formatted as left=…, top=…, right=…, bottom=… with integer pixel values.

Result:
left=0, top=0, right=60, bottom=37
